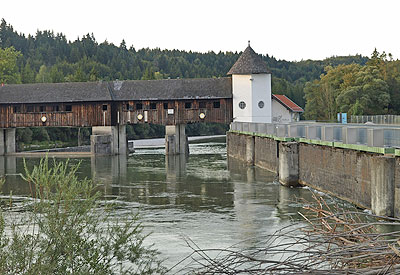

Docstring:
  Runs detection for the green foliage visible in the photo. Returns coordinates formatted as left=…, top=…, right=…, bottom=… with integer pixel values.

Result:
left=186, top=123, right=229, bottom=136
left=0, top=18, right=370, bottom=111
left=31, top=127, right=50, bottom=142
left=16, top=128, right=33, bottom=144
left=304, top=50, right=396, bottom=120
left=0, top=46, right=22, bottom=84
left=0, top=157, right=165, bottom=274
left=6, top=18, right=400, bottom=123
left=126, top=124, right=165, bottom=140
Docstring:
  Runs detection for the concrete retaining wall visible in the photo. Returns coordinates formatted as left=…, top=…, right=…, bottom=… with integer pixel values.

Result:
left=227, top=132, right=250, bottom=164
left=227, top=131, right=400, bottom=217
left=254, top=136, right=279, bottom=173
left=298, top=143, right=372, bottom=208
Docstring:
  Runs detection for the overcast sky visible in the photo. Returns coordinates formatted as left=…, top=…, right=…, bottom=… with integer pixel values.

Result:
left=1, top=0, right=399, bottom=61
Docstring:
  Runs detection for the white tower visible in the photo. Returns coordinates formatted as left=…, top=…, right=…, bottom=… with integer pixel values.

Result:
left=228, top=42, right=272, bottom=123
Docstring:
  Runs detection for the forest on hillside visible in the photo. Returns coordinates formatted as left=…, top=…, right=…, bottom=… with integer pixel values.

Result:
left=1, top=18, right=400, bottom=147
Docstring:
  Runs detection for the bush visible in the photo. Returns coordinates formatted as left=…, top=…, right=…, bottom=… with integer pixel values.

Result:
left=0, top=157, right=165, bottom=274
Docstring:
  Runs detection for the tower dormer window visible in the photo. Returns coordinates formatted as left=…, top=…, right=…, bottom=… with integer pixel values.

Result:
left=239, top=101, right=246, bottom=109
left=258, top=101, right=265, bottom=108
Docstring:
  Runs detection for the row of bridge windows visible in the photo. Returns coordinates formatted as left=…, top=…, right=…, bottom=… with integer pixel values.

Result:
left=13, top=105, right=72, bottom=113
left=125, top=101, right=220, bottom=111
left=12, top=100, right=221, bottom=113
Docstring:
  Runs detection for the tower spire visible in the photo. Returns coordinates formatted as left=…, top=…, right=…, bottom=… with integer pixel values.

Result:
left=248, top=40, right=250, bottom=47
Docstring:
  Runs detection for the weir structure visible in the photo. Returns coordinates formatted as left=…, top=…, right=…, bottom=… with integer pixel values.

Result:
left=229, top=121, right=400, bottom=217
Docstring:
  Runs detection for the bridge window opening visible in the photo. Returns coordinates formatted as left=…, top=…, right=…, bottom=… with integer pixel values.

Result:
left=39, top=106, right=45, bottom=112
left=163, top=103, right=169, bottom=109
left=13, top=106, right=21, bottom=113
left=185, top=102, right=192, bottom=109
left=52, top=105, right=59, bottom=112
left=102, top=104, right=108, bottom=111
left=213, top=101, right=220, bottom=108
left=26, top=105, right=34, bottom=113
left=199, top=102, right=207, bottom=108
left=150, top=103, right=157, bottom=109
left=126, top=104, right=133, bottom=111
left=136, top=103, right=143, bottom=110
left=65, top=105, right=72, bottom=112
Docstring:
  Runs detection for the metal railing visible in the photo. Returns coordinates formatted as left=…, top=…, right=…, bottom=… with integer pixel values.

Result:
left=351, top=115, right=400, bottom=125
left=231, top=121, right=400, bottom=148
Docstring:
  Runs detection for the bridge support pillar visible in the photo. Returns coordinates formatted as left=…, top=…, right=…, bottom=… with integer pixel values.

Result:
left=5, top=128, right=16, bottom=154
left=91, top=125, right=127, bottom=155
left=278, top=142, right=300, bottom=187
left=165, top=124, right=188, bottom=155
left=0, top=128, right=16, bottom=155
left=0, top=130, right=4, bottom=155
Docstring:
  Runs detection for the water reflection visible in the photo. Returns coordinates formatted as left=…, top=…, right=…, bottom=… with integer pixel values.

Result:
left=0, top=140, right=349, bottom=270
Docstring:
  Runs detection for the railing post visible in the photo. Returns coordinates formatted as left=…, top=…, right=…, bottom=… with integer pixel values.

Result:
left=321, top=126, right=334, bottom=141
left=287, top=125, right=298, bottom=138
left=342, top=127, right=357, bottom=144
left=266, top=124, right=275, bottom=135
left=276, top=125, right=286, bottom=137
left=367, top=128, right=384, bottom=147
left=305, top=126, right=317, bottom=139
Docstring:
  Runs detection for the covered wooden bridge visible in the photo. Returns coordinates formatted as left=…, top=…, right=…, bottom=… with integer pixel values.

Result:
left=0, top=77, right=233, bottom=155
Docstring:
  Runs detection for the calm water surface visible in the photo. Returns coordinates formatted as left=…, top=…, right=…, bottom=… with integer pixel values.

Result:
left=1, top=138, right=326, bottom=271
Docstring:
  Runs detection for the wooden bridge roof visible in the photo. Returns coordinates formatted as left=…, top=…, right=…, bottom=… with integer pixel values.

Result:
left=112, top=77, right=232, bottom=101
left=0, top=77, right=232, bottom=104
left=0, top=81, right=112, bottom=104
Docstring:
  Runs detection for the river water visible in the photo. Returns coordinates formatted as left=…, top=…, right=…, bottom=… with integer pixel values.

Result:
left=1, top=137, right=327, bottom=272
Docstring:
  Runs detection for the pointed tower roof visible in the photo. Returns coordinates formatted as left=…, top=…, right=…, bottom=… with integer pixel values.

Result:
left=227, top=42, right=270, bottom=75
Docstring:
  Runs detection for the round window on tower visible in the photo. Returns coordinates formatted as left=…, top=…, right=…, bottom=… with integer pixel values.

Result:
left=239, top=101, right=246, bottom=109
left=258, top=101, right=265, bottom=108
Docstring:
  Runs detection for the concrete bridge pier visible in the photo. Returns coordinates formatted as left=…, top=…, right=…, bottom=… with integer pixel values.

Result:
left=0, top=128, right=16, bottom=155
left=165, top=124, right=189, bottom=155
left=91, top=125, right=127, bottom=155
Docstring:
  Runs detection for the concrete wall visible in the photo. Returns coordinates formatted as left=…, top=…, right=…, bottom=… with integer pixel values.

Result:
left=298, top=143, right=372, bottom=208
left=395, top=158, right=400, bottom=217
left=227, top=132, right=250, bottom=164
left=254, top=136, right=278, bottom=173
left=272, top=99, right=291, bottom=123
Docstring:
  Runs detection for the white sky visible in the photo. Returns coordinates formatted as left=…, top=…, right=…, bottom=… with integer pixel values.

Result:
left=1, top=0, right=399, bottom=61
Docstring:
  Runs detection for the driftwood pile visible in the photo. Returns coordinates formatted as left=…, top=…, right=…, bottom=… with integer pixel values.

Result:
left=178, top=193, right=400, bottom=274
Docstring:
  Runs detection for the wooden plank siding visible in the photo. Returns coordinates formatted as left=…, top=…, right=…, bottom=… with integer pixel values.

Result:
left=0, top=99, right=232, bottom=128
left=0, top=103, right=112, bottom=128
left=118, top=98, right=232, bottom=125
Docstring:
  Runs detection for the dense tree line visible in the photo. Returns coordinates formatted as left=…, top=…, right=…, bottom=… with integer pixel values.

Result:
left=304, top=50, right=400, bottom=121
left=1, top=18, right=386, bottom=145
left=0, top=19, right=369, bottom=105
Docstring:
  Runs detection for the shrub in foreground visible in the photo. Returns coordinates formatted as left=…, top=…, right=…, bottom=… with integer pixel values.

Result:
left=0, top=157, right=165, bottom=274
